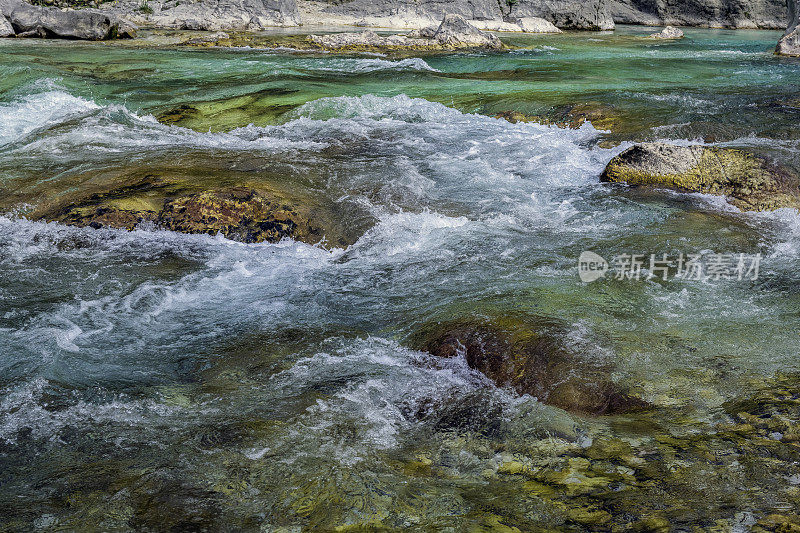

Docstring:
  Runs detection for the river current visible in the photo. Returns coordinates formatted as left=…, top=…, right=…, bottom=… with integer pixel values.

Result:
left=1, top=25, right=800, bottom=530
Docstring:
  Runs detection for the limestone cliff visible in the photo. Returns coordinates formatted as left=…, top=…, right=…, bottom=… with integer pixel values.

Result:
left=314, top=0, right=787, bottom=30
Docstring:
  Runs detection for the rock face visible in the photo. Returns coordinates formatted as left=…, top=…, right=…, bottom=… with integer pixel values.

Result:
left=99, top=0, right=299, bottom=31
left=310, top=14, right=502, bottom=51
left=608, top=0, right=787, bottom=29
left=320, top=0, right=502, bottom=27
left=416, top=318, right=649, bottom=415
left=317, top=0, right=614, bottom=30
left=649, top=24, right=683, bottom=38
left=0, top=11, right=12, bottom=36
left=601, top=143, right=800, bottom=212
left=777, top=0, right=799, bottom=55
left=16, top=0, right=784, bottom=33
left=1, top=0, right=135, bottom=39
left=510, top=0, right=615, bottom=30
left=313, top=0, right=788, bottom=31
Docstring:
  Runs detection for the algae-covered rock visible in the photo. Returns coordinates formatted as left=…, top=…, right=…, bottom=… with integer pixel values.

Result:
left=601, top=143, right=800, bottom=212
left=32, top=162, right=374, bottom=247
left=495, top=101, right=622, bottom=131
left=154, top=88, right=298, bottom=131
left=158, top=187, right=325, bottom=244
left=414, top=317, right=649, bottom=415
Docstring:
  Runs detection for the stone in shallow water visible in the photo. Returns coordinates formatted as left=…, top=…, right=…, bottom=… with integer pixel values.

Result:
left=649, top=25, right=684, bottom=39
left=159, top=187, right=315, bottom=244
left=777, top=27, right=800, bottom=57
left=494, top=101, right=623, bottom=132
left=414, top=317, right=649, bottom=415
left=32, top=164, right=375, bottom=247
left=601, top=142, right=800, bottom=212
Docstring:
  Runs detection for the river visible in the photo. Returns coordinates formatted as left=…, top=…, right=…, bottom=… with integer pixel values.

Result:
left=1, top=25, right=799, bottom=530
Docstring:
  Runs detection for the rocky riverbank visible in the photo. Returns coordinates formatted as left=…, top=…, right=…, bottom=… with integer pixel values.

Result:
left=0, top=0, right=136, bottom=38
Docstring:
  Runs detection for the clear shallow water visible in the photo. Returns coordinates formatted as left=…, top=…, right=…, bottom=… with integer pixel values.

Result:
left=1, top=27, right=800, bottom=530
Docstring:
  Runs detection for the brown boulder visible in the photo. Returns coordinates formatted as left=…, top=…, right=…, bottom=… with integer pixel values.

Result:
left=416, top=318, right=648, bottom=416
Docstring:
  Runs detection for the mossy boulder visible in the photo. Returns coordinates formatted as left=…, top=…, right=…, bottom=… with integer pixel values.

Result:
left=30, top=163, right=374, bottom=247
left=601, top=143, right=800, bottom=212
left=413, top=317, right=649, bottom=416
left=158, top=187, right=325, bottom=244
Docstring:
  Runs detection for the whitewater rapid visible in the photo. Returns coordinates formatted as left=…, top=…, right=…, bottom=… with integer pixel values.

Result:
left=0, top=81, right=798, bottom=462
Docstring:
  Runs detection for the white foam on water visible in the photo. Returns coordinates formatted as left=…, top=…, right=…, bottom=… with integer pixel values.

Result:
left=2, top=87, right=799, bottom=459
left=0, top=378, right=180, bottom=444
left=754, top=208, right=800, bottom=259
left=0, top=89, right=100, bottom=147
left=0, top=217, right=343, bottom=384
left=265, top=336, right=496, bottom=465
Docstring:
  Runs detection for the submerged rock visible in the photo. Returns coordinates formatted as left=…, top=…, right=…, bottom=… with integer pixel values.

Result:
left=776, top=0, right=799, bottom=56
left=601, top=143, right=800, bottom=212
left=159, top=188, right=324, bottom=244
left=181, top=30, right=230, bottom=45
left=495, top=101, right=622, bottom=132
left=649, top=25, right=684, bottom=39
left=2, top=0, right=135, bottom=39
left=33, top=166, right=374, bottom=247
left=415, top=318, right=649, bottom=415
left=309, top=14, right=502, bottom=52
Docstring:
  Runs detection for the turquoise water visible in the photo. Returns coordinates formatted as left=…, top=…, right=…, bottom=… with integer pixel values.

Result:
left=1, top=26, right=800, bottom=530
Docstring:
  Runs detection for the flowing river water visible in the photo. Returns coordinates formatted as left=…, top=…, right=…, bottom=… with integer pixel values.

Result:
left=1, top=25, right=800, bottom=531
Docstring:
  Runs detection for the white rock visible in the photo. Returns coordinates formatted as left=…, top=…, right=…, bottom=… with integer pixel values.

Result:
left=649, top=25, right=684, bottom=39
left=0, top=15, right=13, bottom=37
left=472, top=17, right=561, bottom=33
left=514, top=17, right=562, bottom=33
